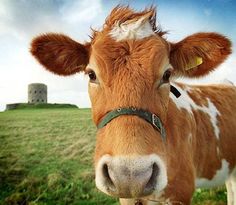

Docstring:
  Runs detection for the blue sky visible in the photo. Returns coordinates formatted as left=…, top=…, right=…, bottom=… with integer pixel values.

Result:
left=0, top=0, right=236, bottom=111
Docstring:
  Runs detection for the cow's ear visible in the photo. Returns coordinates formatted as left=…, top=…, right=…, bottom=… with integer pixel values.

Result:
left=30, top=33, right=90, bottom=76
left=169, top=32, right=232, bottom=78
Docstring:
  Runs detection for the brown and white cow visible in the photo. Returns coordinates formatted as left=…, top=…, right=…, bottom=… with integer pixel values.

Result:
left=30, top=6, right=236, bottom=205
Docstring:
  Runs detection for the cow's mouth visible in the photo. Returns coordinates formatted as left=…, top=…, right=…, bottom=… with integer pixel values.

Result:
left=135, top=198, right=185, bottom=205
left=135, top=199, right=143, bottom=205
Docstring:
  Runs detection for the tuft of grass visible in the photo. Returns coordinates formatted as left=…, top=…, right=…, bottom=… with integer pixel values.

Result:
left=192, top=188, right=227, bottom=205
left=0, top=108, right=227, bottom=204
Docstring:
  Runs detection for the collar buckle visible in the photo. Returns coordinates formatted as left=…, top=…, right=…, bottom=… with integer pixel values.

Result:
left=152, top=113, right=161, bottom=131
left=152, top=113, right=166, bottom=141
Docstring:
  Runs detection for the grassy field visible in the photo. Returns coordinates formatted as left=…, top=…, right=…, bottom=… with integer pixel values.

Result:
left=0, top=108, right=227, bottom=205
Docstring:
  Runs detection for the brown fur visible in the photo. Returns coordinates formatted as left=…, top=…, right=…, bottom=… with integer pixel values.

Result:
left=170, top=32, right=232, bottom=78
left=30, top=5, right=235, bottom=205
left=31, top=33, right=90, bottom=75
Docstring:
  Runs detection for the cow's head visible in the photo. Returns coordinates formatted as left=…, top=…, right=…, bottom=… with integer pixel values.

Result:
left=31, top=6, right=231, bottom=199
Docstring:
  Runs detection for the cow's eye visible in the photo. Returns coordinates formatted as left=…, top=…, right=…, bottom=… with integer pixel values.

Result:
left=88, top=70, right=97, bottom=82
left=162, top=69, right=172, bottom=83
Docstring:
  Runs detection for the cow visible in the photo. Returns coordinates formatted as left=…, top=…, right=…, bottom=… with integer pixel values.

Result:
left=30, top=5, right=236, bottom=205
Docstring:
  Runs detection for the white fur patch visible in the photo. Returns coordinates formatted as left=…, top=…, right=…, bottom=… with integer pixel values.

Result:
left=207, top=99, right=221, bottom=140
left=170, top=84, right=221, bottom=139
left=196, top=159, right=230, bottom=188
left=110, top=17, right=154, bottom=41
left=226, top=167, right=236, bottom=205
left=226, top=177, right=234, bottom=205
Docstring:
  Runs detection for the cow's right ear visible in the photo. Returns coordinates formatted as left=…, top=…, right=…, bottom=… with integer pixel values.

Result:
left=30, top=33, right=90, bottom=76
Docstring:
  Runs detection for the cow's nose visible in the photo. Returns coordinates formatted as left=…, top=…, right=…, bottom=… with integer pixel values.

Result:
left=102, top=161, right=159, bottom=197
left=95, top=154, right=167, bottom=198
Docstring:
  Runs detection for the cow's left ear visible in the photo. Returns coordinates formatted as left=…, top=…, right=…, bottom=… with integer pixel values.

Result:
left=170, top=32, right=232, bottom=78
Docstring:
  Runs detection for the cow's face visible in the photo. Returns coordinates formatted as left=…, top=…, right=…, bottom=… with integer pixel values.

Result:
left=90, top=32, right=170, bottom=198
left=30, top=6, right=231, bottom=199
left=89, top=15, right=171, bottom=198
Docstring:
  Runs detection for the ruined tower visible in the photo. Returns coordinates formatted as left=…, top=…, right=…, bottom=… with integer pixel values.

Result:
left=28, top=83, right=47, bottom=104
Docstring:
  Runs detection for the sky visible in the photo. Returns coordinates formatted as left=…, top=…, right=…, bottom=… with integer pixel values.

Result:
left=0, top=0, right=236, bottom=111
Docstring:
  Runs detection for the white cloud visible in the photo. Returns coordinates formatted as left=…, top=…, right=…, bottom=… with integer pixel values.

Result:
left=60, top=0, right=103, bottom=23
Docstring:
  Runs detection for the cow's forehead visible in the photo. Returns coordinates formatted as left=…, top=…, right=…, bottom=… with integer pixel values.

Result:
left=89, top=36, right=169, bottom=82
left=91, top=33, right=168, bottom=57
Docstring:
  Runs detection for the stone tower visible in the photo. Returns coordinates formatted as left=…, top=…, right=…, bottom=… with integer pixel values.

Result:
left=28, top=83, right=47, bottom=104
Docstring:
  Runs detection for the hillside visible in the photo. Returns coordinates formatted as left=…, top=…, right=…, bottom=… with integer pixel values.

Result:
left=5, top=103, right=78, bottom=110
left=0, top=109, right=226, bottom=205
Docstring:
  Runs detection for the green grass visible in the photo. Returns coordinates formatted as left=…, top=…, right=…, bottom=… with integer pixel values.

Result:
left=0, top=108, right=227, bottom=205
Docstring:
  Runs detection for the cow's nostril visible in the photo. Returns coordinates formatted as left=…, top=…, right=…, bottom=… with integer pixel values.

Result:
left=135, top=200, right=143, bottom=205
left=144, top=162, right=159, bottom=194
left=102, top=163, right=116, bottom=191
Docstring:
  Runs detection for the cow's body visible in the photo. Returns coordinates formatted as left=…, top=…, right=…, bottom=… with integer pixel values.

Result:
left=120, top=83, right=236, bottom=204
left=170, top=82, right=236, bottom=187
left=169, top=83, right=236, bottom=203
left=30, top=5, right=236, bottom=205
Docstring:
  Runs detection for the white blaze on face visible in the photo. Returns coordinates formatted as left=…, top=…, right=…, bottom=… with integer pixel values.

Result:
left=110, top=16, right=155, bottom=41
left=196, top=159, right=230, bottom=188
left=170, top=84, right=221, bottom=140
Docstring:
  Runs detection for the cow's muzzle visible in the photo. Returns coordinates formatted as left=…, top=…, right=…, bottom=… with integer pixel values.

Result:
left=95, top=154, right=167, bottom=198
